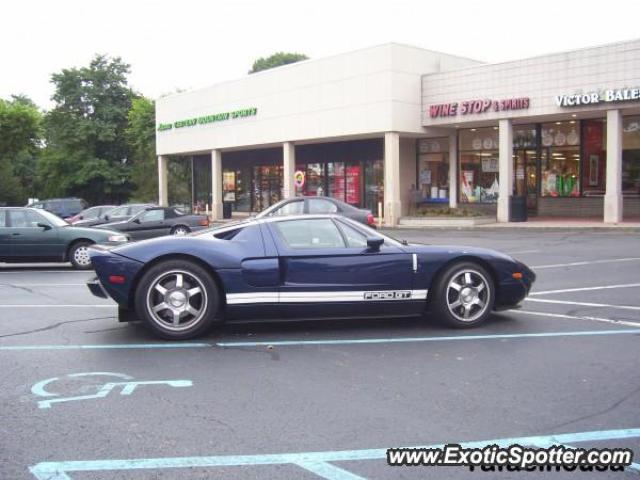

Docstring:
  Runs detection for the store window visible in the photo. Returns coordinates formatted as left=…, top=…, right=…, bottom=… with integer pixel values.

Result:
left=459, top=127, right=500, bottom=203
left=327, top=162, right=345, bottom=201
left=623, top=116, right=640, bottom=196
left=417, top=138, right=449, bottom=203
left=363, top=159, right=383, bottom=215
left=540, top=121, right=581, bottom=197
left=192, top=156, right=212, bottom=213
left=252, top=165, right=282, bottom=212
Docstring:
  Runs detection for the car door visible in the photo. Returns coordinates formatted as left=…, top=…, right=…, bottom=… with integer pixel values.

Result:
left=0, top=210, right=10, bottom=261
left=127, top=209, right=168, bottom=240
left=267, top=217, right=421, bottom=319
left=6, top=209, right=62, bottom=261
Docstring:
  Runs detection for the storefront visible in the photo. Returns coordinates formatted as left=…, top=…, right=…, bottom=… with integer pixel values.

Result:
left=156, top=39, right=640, bottom=224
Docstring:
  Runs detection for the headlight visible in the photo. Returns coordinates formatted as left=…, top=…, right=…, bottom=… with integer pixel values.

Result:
left=107, top=234, right=128, bottom=242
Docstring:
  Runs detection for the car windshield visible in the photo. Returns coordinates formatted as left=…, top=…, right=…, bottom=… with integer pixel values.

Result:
left=339, top=217, right=404, bottom=247
left=36, top=209, right=69, bottom=227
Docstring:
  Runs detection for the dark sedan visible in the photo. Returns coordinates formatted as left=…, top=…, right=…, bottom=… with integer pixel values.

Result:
left=97, top=207, right=210, bottom=240
left=74, top=203, right=154, bottom=228
left=87, top=214, right=535, bottom=340
left=0, top=207, right=129, bottom=269
left=256, top=196, right=376, bottom=227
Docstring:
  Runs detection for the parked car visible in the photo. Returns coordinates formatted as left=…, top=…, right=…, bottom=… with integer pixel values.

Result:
left=96, top=207, right=210, bottom=240
left=73, top=203, right=154, bottom=228
left=0, top=207, right=129, bottom=269
left=256, top=196, right=376, bottom=227
left=87, top=214, right=535, bottom=340
left=68, top=205, right=117, bottom=224
left=27, top=198, right=88, bottom=219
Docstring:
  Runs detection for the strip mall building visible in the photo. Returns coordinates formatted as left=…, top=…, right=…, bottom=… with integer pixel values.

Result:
left=156, top=39, right=640, bottom=224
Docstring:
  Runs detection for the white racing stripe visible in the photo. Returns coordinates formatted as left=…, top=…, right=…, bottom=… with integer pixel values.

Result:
left=531, top=283, right=640, bottom=296
left=525, top=298, right=640, bottom=311
left=226, top=290, right=428, bottom=305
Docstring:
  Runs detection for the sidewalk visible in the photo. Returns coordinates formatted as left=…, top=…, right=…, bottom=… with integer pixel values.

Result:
left=393, top=216, right=640, bottom=231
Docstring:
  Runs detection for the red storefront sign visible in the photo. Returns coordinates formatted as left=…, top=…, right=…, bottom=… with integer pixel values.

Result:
left=429, top=97, right=530, bottom=118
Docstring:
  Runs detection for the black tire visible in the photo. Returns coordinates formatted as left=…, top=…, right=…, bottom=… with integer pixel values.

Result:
left=68, top=241, right=94, bottom=270
left=171, top=225, right=191, bottom=236
left=431, top=261, right=495, bottom=328
left=135, top=259, right=220, bottom=340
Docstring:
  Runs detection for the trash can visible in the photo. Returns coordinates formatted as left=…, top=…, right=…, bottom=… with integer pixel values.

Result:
left=223, top=202, right=232, bottom=219
left=509, top=196, right=527, bottom=222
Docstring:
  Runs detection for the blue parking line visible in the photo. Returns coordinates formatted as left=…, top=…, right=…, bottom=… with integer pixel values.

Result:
left=29, top=428, right=640, bottom=479
left=216, top=329, right=640, bottom=348
left=2, top=329, right=639, bottom=352
left=0, top=343, right=211, bottom=351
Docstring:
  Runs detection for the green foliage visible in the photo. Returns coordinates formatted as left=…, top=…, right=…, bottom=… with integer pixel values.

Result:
left=126, top=96, right=158, bottom=202
left=249, top=52, right=308, bottom=74
left=39, top=54, right=134, bottom=204
left=0, top=96, right=42, bottom=205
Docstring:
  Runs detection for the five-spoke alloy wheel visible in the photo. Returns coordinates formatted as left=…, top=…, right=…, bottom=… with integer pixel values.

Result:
left=432, top=262, right=494, bottom=328
left=135, top=260, right=219, bottom=339
left=69, top=241, right=94, bottom=270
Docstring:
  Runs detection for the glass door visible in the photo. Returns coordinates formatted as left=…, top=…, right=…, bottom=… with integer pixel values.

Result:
left=514, top=149, right=538, bottom=214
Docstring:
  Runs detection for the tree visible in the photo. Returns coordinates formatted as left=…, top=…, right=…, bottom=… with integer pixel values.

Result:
left=126, top=96, right=157, bottom=202
left=39, top=54, right=134, bottom=204
left=249, top=52, right=308, bottom=74
left=0, top=96, right=42, bottom=205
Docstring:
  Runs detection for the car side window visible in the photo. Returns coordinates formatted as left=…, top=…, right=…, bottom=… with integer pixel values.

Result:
left=139, top=210, right=164, bottom=222
left=271, top=200, right=304, bottom=216
left=337, top=221, right=368, bottom=248
left=0, top=211, right=6, bottom=227
left=84, top=208, right=100, bottom=220
left=275, top=219, right=345, bottom=249
left=308, top=198, right=338, bottom=214
left=9, top=210, right=43, bottom=228
left=129, top=205, right=147, bottom=215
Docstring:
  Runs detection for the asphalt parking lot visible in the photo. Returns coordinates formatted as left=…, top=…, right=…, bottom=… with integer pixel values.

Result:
left=1, top=229, right=639, bottom=479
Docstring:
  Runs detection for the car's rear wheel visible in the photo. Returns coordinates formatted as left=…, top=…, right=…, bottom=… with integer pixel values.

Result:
left=69, top=241, right=94, bottom=270
left=135, top=260, right=219, bottom=340
left=432, top=261, right=494, bottom=328
left=171, top=225, right=190, bottom=235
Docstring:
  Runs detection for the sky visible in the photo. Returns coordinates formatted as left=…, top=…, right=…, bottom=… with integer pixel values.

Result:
left=2, top=0, right=640, bottom=110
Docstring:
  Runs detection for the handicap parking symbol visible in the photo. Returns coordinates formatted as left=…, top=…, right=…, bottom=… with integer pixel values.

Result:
left=31, top=372, right=192, bottom=409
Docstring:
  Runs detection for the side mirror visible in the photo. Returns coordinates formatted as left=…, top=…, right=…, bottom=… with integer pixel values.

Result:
left=366, top=237, right=384, bottom=251
left=104, top=215, right=110, bottom=221
left=37, top=222, right=52, bottom=231
left=133, top=218, right=141, bottom=224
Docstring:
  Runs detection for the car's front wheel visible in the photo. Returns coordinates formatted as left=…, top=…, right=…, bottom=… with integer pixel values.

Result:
left=135, top=260, right=219, bottom=340
left=69, top=241, right=94, bottom=270
left=432, top=261, right=494, bottom=328
left=171, top=225, right=191, bottom=235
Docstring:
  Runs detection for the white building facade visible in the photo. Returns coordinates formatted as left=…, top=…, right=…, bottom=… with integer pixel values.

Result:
left=156, top=40, right=640, bottom=224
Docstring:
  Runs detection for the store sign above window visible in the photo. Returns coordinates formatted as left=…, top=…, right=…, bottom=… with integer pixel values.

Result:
left=157, top=107, right=258, bottom=132
left=555, top=88, right=640, bottom=107
left=428, top=97, right=530, bottom=118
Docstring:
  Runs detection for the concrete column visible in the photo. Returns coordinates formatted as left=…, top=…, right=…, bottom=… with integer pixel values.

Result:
left=448, top=133, right=458, bottom=209
left=283, top=142, right=296, bottom=199
left=604, top=109, right=623, bottom=223
left=384, top=132, right=402, bottom=226
left=497, top=119, right=513, bottom=222
left=157, top=155, right=168, bottom=207
left=211, top=149, right=223, bottom=220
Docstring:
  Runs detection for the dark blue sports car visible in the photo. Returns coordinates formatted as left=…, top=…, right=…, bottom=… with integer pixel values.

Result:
left=87, top=215, right=535, bottom=340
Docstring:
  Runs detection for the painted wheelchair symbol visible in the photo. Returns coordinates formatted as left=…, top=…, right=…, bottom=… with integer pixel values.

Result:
left=31, top=372, right=192, bottom=409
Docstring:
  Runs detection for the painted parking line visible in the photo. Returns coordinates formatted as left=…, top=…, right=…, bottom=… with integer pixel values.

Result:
left=0, top=343, right=211, bottom=351
left=526, top=298, right=640, bottom=311
left=0, top=304, right=114, bottom=308
left=216, top=329, right=640, bottom=348
left=531, top=283, right=640, bottom=296
left=0, top=284, right=87, bottom=287
left=531, top=257, right=640, bottom=269
left=513, top=309, right=640, bottom=328
left=29, top=427, right=640, bottom=479
left=1, top=328, right=638, bottom=352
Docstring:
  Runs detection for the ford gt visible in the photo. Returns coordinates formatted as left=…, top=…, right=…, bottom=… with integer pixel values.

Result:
left=87, top=215, right=535, bottom=340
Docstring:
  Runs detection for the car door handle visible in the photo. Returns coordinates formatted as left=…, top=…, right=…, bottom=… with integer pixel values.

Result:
left=12, top=233, right=21, bottom=236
